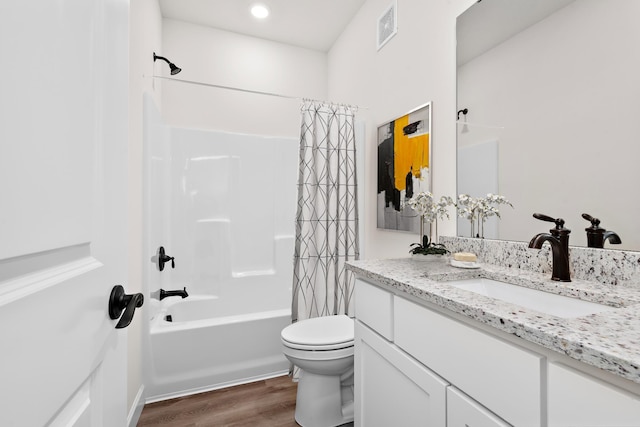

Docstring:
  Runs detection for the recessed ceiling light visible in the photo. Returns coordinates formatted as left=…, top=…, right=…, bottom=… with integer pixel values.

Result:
left=251, top=4, right=270, bottom=19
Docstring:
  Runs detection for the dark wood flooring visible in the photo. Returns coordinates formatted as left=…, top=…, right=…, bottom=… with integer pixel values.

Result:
left=137, top=375, right=299, bottom=427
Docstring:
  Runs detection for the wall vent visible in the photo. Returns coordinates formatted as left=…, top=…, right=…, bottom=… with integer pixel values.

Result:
left=377, top=1, right=397, bottom=50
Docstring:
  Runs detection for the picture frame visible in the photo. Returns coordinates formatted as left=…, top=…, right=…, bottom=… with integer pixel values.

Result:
left=376, top=102, right=432, bottom=232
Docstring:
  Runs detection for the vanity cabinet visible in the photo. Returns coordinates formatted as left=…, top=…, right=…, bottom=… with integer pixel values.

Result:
left=355, top=279, right=514, bottom=426
left=354, top=276, right=640, bottom=427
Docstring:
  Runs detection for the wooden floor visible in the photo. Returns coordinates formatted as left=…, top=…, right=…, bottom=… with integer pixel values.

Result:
left=137, top=375, right=299, bottom=427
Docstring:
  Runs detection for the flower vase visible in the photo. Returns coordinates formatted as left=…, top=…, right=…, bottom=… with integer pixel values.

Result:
left=431, top=219, right=438, bottom=246
left=411, top=253, right=448, bottom=262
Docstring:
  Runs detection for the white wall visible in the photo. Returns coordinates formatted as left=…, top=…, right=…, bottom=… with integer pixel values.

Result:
left=129, top=0, right=163, bottom=419
left=329, top=0, right=476, bottom=259
left=457, top=0, right=640, bottom=249
left=160, top=19, right=328, bottom=138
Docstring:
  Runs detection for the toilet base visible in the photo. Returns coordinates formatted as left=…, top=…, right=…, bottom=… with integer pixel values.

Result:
left=295, top=371, right=354, bottom=427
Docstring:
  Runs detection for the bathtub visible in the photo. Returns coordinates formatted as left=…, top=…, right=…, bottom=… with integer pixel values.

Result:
left=145, top=295, right=292, bottom=402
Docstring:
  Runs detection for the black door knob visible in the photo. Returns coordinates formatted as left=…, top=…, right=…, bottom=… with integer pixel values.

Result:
left=109, top=285, right=144, bottom=329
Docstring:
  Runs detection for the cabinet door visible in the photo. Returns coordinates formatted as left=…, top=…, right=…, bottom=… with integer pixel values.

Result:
left=355, top=321, right=448, bottom=426
left=549, top=362, right=640, bottom=426
left=447, top=387, right=511, bottom=427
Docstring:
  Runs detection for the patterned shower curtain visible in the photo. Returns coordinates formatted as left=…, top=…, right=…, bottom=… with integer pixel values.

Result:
left=292, top=100, right=360, bottom=323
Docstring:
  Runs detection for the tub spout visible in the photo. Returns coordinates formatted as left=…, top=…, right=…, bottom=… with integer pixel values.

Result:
left=159, top=287, right=189, bottom=301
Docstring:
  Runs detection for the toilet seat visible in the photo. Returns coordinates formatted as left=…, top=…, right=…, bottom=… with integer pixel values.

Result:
left=282, top=344, right=354, bottom=362
left=281, top=315, right=354, bottom=351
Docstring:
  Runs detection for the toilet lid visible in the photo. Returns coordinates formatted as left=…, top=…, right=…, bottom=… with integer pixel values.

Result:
left=282, top=315, right=354, bottom=350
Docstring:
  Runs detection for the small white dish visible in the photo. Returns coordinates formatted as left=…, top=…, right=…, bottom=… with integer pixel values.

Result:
left=451, top=259, right=480, bottom=269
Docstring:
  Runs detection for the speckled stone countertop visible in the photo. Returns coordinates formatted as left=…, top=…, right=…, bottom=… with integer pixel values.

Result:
left=346, top=257, right=640, bottom=385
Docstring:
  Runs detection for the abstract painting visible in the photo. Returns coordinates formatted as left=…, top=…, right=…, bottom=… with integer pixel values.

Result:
left=377, top=102, right=431, bottom=232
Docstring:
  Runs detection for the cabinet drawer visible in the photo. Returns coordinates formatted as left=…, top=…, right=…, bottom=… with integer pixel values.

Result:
left=394, top=297, right=542, bottom=427
left=355, top=279, right=393, bottom=340
left=447, top=387, right=510, bottom=427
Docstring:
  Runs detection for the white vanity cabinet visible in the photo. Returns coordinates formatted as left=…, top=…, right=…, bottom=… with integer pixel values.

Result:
left=548, top=362, right=640, bottom=426
left=354, top=278, right=515, bottom=426
left=354, top=275, right=640, bottom=427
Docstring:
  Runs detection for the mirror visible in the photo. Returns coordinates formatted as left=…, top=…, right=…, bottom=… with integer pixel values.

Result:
left=456, top=0, right=640, bottom=251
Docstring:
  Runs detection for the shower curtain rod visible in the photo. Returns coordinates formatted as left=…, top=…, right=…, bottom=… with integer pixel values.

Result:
left=152, top=75, right=367, bottom=110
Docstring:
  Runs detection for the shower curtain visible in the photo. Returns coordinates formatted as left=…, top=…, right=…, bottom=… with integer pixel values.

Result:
left=292, top=100, right=360, bottom=323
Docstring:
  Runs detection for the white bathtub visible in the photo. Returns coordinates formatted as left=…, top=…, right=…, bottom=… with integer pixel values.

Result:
left=145, top=295, right=291, bottom=402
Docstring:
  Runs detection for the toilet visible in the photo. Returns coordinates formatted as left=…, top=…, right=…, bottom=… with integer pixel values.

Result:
left=281, top=314, right=355, bottom=427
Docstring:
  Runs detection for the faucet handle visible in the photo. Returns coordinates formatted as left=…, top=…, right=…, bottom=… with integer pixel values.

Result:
left=158, top=246, right=175, bottom=271
left=582, top=213, right=602, bottom=228
left=533, top=213, right=565, bottom=229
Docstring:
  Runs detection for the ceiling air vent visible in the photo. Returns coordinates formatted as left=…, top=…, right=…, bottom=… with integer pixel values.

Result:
left=377, top=1, right=397, bottom=50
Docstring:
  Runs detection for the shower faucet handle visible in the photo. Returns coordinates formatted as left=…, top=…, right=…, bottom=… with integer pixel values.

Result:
left=158, top=246, right=175, bottom=271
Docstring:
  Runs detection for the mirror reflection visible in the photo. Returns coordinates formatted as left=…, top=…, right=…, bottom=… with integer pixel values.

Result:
left=456, top=0, right=640, bottom=251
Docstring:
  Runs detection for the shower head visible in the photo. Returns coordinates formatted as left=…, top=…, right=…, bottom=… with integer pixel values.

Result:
left=153, top=52, right=182, bottom=75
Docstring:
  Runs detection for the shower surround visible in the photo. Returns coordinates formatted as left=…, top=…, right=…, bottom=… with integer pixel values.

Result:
left=143, top=97, right=297, bottom=401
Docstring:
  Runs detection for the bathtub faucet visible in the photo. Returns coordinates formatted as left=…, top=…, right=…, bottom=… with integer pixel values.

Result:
left=159, top=287, right=189, bottom=301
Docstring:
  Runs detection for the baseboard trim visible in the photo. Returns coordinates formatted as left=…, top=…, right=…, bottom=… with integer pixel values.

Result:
left=145, top=370, right=289, bottom=404
left=127, top=384, right=145, bottom=427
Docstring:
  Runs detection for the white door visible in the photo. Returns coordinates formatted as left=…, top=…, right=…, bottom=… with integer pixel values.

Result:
left=0, top=1, right=130, bottom=426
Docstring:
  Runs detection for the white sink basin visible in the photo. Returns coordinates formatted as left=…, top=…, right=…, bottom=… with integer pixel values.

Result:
left=446, top=277, right=616, bottom=318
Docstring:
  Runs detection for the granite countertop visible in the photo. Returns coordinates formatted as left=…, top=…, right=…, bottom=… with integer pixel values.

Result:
left=347, top=258, right=640, bottom=385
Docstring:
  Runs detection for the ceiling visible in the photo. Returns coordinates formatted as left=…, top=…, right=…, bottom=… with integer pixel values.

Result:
left=159, top=0, right=367, bottom=52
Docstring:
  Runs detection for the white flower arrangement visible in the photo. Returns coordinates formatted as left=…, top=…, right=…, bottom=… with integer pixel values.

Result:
left=456, top=194, right=481, bottom=221
left=457, top=193, right=513, bottom=238
left=480, top=193, right=513, bottom=219
left=404, top=192, right=455, bottom=255
left=404, top=191, right=455, bottom=224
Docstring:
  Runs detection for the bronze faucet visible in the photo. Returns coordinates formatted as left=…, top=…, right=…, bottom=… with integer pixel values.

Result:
left=159, top=287, right=189, bottom=301
left=528, top=213, right=571, bottom=282
left=582, top=213, right=622, bottom=248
